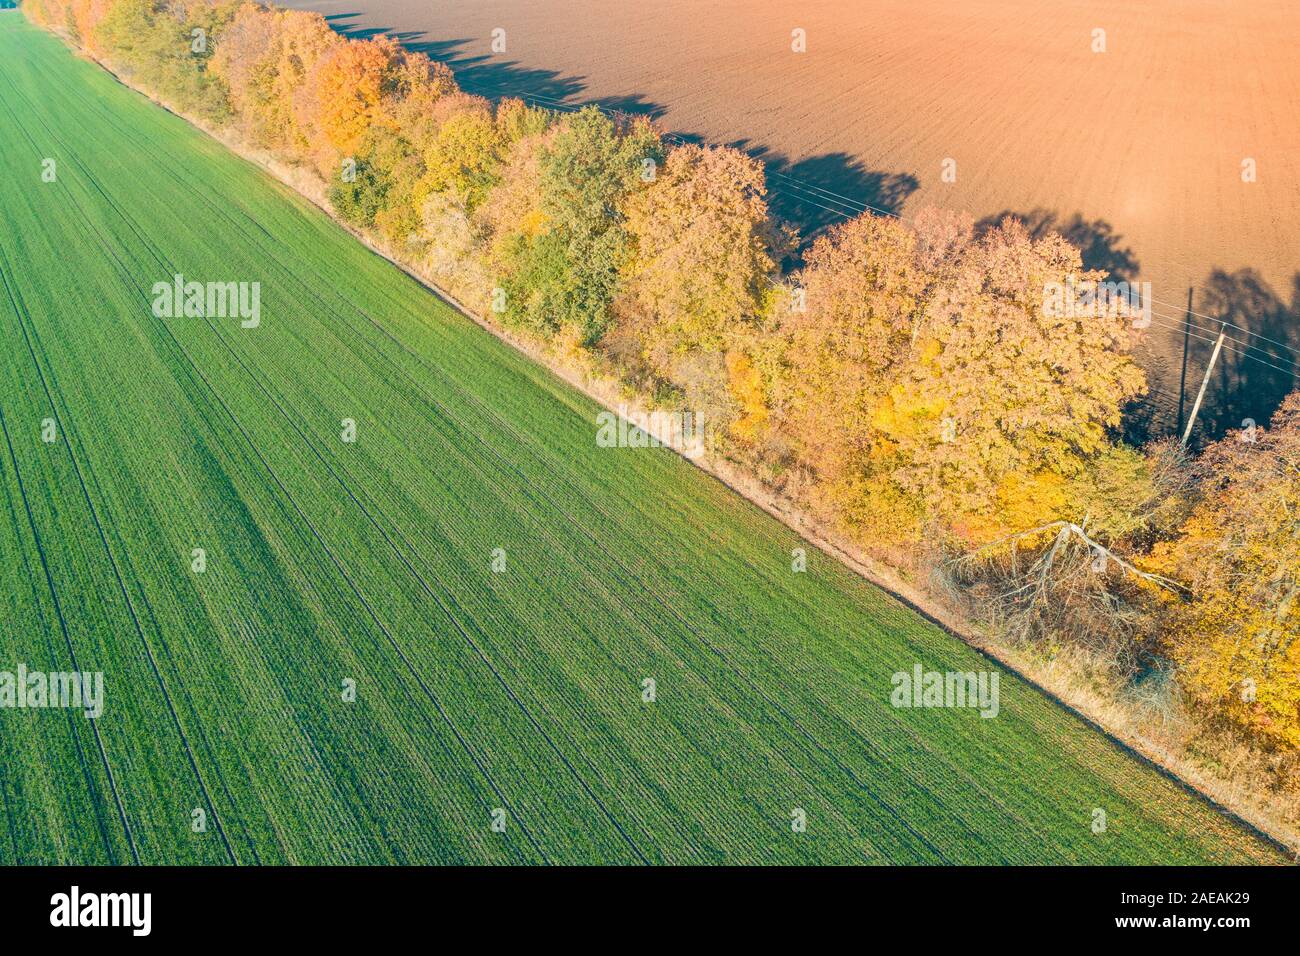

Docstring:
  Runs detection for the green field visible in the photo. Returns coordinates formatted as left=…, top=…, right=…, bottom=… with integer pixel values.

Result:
left=0, top=12, right=1284, bottom=864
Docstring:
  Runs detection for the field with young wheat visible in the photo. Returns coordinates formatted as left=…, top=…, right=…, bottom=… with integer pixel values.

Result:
left=0, top=12, right=1285, bottom=864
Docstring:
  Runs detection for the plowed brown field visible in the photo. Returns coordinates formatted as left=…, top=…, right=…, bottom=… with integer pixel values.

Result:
left=290, top=0, right=1300, bottom=435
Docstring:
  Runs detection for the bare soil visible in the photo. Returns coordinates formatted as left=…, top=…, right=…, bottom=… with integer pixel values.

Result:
left=289, top=0, right=1300, bottom=433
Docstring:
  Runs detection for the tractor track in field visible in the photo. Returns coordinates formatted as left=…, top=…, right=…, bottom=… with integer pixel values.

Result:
left=7, top=81, right=559, bottom=866
left=8, top=62, right=451, bottom=862
left=0, top=396, right=136, bottom=864
left=21, top=63, right=643, bottom=864
left=0, top=76, right=246, bottom=864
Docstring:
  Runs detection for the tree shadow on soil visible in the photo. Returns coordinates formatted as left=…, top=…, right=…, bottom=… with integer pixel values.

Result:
left=324, top=16, right=917, bottom=241
left=326, top=14, right=588, bottom=104
left=321, top=18, right=1300, bottom=443
left=1182, top=269, right=1300, bottom=445
left=1121, top=269, right=1299, bottom=447
left=977, top=208, right=1140, bottom=282
left=739, top=143, right=919, bottom=240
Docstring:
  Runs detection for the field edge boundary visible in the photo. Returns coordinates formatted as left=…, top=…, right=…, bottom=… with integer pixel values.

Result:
left=21, top=11, right=1297, bottom=861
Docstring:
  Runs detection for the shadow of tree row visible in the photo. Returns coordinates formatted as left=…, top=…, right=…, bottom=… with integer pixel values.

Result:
left=325, top=13, right=919, bottom=238
left=326, top=14, right=1299, bottom=448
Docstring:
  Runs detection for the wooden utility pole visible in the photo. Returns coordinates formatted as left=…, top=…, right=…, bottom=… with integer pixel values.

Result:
left=1181, top=322, right=1227, bottom=447
left=1176, top=287, right=1192, bottom=436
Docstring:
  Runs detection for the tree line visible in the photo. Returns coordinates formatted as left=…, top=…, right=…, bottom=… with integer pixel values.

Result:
left=25, top=0, right=1299, bottom=762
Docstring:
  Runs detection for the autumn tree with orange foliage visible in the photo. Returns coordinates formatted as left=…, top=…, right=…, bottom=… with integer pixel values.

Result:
left=69, top=0, right=113, bottom=52
left=24, top=0, right=109, bottom=47
left=210, top=4, right=341, bottom=152
left=302, top=35, right=401, bottom=162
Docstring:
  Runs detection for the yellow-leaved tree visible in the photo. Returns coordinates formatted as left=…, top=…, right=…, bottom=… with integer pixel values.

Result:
left=300, top=33, right=443, bottom=168
left=882, top=217, right=1147, bottom=542
left=1147, top=394, right=1300, bottom=749
left=770, top=212, right=924, bottom=533
left=770, top=210, right=1146, bottom=545
left=211, top=5, right=342, bottom=152
left=622, top=144, right=781, bottom=371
